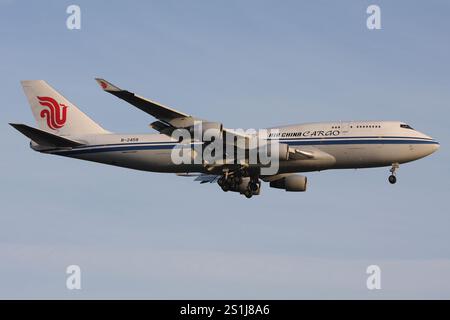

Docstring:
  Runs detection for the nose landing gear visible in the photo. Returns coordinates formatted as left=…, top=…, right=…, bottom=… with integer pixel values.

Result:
left=388, top=163, right=399, bottom=184
left=388, top=175, right=397, bottom=184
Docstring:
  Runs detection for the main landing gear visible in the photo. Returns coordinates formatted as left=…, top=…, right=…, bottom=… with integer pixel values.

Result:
left=217, top=172, right=260, bottom=198
left=218, top=174, right=242, bottom=192
left=388, top=163, right=399, bottom=184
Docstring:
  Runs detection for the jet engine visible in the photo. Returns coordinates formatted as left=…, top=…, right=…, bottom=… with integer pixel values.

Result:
left=269, top=174, right=307, bottom=192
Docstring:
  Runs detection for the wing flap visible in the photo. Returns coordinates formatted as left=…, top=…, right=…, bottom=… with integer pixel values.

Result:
left=149, top=120, right=176, bottom=136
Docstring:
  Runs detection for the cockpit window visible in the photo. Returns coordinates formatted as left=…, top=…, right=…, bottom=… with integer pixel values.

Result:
left=400, top=124, right=414, bottom=130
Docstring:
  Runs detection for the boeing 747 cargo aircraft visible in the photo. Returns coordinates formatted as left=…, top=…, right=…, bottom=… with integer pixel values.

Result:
left=10, top=79, right=439, bottom=198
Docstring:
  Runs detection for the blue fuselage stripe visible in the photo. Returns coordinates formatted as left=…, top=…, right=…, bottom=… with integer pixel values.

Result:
left=53, top=138, right=439, bottom=156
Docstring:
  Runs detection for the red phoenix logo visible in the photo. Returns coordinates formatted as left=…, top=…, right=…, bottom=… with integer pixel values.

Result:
left=37, top=96, right=68, bottom=130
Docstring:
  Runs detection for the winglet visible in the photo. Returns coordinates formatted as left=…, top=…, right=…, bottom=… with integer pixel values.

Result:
left=95, top=78, right=121, bottom=92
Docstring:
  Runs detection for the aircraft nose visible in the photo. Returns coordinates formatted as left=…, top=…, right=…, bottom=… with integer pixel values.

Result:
left=431, top=141, right=440, bottom=153
left=417, top=131, right=440, bottom=155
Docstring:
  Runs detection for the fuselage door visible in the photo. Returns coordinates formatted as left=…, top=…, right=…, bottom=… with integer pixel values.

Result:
left=340, top=122, right=350, bottom=135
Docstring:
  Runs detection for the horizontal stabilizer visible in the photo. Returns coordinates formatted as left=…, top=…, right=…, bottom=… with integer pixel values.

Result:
left=9, top=123, right=84, bottom=148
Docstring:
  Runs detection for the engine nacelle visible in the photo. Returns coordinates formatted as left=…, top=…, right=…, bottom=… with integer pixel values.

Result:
left=269, top=174, right=307, bottom=192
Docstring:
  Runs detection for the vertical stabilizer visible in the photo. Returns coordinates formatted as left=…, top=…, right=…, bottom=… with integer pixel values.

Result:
left=21, top=80, right=108, bottom=136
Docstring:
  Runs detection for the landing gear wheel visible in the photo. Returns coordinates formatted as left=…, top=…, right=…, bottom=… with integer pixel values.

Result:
left=221, top=183, right=230, bottom=192
left=244, top=189, right=253, bottom=198
left=388, top=175, right=397, bottom=184
left=388, top=163, right=399, bottom=185
left=249, top=182, right=259, bottom=192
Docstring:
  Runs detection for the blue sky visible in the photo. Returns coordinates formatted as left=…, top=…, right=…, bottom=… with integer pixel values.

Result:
left=1, top=0, right=449, bottom=298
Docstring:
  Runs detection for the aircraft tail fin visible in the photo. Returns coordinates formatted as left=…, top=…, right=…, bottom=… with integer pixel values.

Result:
left=9, top=123, right=84, bottom=148
left=20, top=80, right=108, bottom=136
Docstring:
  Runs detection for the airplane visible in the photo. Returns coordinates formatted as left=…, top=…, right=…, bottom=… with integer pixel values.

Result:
left=10, top=79, right=440, bottom=198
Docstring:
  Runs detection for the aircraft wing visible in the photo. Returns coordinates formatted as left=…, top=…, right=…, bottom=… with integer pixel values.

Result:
left=95, top=78, right=250, bottom=142
left=176, top=173, right=219, bottom=184
left=194, top=174, right=220, bottom=184
left=95, top=78, right=194, bottom=128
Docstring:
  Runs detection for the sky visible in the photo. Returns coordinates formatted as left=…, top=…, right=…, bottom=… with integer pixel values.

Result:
left=0, top=0, right=449, bottom=299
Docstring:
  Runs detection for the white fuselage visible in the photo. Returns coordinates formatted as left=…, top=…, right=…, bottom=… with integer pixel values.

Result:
left=41, top=121, right=439, bottom=174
